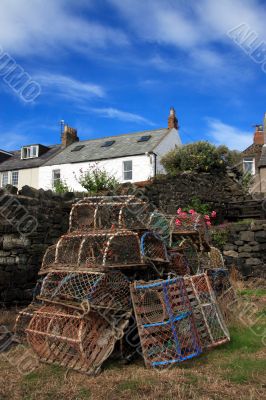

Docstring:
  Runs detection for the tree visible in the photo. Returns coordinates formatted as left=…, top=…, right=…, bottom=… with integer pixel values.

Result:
left=78, top=164, right=119, bottom=193
left=161, top=141, right=241, bottom=175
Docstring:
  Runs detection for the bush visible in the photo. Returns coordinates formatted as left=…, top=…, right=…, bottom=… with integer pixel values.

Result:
left=78, top=165, right=119, bottom=193
left=53, top=179, right=71, bottom=194
left=161, top=141, right=241, bottom=175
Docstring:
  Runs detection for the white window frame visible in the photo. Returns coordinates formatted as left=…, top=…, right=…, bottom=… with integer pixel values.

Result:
left=1, top=171, right=9, bottom=187
left=123, top=160, right=133, bottom=181
left=243, top=157, right=255, bottom=175
left=52, top=169, right=61, bottom=187
left=11, top=171, right=19, bottom=187
left=21, top=145, right=39, bottom=159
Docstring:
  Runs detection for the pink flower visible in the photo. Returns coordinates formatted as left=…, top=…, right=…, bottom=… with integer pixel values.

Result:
left=204, top=215, right=210, bottom=220
left=180, top=212, right=187, bottom=217
left=177, top=208, right=182, bottom=215
left=189, top=209, right=196, bottom=215
left=211, top=211, right=217, bottom=218
left=175, top=219, right=182, bottom=226
left=206, top=221, right=211, bottom=227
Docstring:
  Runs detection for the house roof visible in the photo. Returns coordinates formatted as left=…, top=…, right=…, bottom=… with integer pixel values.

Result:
left=0, top=144, right=62, bottom=172
left=43, top=128, right=171, bottom=166
left=259, top=146, right=266, bottom=167
left=242, top=143, right=263, bottom=156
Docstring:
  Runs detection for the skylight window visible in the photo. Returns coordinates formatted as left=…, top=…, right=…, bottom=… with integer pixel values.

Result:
left=101, top=140, right=115, bottom=147
left=137, top=135, right=151, bottom=142
left=71, top=145, right=85, bottom=152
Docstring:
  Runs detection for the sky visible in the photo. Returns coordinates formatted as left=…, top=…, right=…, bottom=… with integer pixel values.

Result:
left=0, top=0, right=265, bottom=151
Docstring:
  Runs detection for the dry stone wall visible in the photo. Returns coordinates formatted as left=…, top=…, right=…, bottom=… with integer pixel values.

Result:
left=0, top=186, right=72, bottom=304
left=222, top=220, right=266, bottom=278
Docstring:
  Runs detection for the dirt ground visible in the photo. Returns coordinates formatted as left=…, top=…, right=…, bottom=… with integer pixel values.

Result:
left=0, top=288, right=265, bottom=400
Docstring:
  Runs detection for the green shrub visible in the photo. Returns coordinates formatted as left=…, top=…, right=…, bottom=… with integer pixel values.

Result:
left=161, top=141, right=241, bottom=175
left=78, top=165, right=119, bottom=193
left=53, top=179, right=71, bottom=194
left=211, top=225, right=230, bottom=248
left=183, top=197, right=211, bottom=215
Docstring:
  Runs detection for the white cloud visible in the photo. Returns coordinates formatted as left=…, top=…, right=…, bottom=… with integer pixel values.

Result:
left=0, top=0, right=128, bottom=57
left=206, top=118, right=252, bottom=150
left=91, top=107, right=155, bottom=125
left=36, top=73, right=105, bottom=102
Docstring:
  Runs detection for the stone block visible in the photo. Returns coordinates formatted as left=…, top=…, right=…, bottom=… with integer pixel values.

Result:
left=238, top=252, right=250, bottom=258
left=234, top=240, right=244, bottom=246
left=240, top=231, right=255, bottom=242
left=238, top=245, right=252, bottom=252
left=223, top=250, right=238, bottom=258
left=245, top=258, right=262, bottom=266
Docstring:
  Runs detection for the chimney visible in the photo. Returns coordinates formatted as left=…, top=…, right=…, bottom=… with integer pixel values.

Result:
left=168, top=107, right=179, bottom=130
left=61, top=125, right=79, bottom=147
left=253, top=124, right=264, bottom=145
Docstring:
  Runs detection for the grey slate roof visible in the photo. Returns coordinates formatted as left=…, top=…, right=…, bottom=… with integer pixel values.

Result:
left=0, top=145, right=62, bottom=172
left=259, top=146, right=266, bottom=167
left=43, top=128, right=170, bottom=166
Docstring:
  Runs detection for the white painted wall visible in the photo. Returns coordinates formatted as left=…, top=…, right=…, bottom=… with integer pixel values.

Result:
left=153, top=128, right=181, bottom=173
left=39, top=154, right=154, bottom=191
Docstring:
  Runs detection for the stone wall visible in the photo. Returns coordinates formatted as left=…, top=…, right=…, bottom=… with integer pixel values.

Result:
left=0, top=186, right=72, bottom=304
left=123, top=172, right=249, bottom=220
left=222, top=220, right=266, bottom=278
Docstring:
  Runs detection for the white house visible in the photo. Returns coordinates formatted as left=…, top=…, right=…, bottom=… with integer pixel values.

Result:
left=0, top=108, right=181, bottom=191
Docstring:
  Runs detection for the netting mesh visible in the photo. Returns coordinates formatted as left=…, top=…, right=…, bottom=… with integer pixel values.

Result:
left=26, top=305, right=130, bottom=374
left=40, top=230, right=143, bottom=274
left=179, top=239, right=200, bottom=275
left=184, top=273, right=230, bottom=349
left=167, top=251, right=190, bottom=276
left=39, top=271, right=131, bottom=311
left=14, top=302, right=42, bottom=344
left=207, top=269, right=237, bottom=324
left=131, top=277, right=201, bottom=368
left=140, top=232, right=168, bottom=262
left=69, top=196, right=150, bottom=231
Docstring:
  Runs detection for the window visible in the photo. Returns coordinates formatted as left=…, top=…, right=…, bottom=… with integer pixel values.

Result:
left=1, top=172, right=9, bottom=187
left=123, top=160, right=132, bottom=180
left=101, top=140, right=115, bottom=147
left=137, top=135, right=151, bottom=142
left=71, top=145, right=85, bottom=152
left=11, top=171, right=19, bottom=187
left=21, top=145, right=39, bottom=159
left=243, top=157, right=255, bottom=175
left=52, top=169, right=61, bottom=187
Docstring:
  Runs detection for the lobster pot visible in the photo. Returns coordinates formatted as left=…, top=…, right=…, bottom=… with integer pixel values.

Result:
left=184, top=273, right=230, bottom=349
left=14, top=303, right=42, bottom=344
left=167, top=251, right=190, bottom=276
left=26, top=305, right=129, bottom=374
left=40, top=230, right=143, bottom=274
left=130, top=277, right=201, bottom=368
left=180, top=239, right=200, bottom=275
left=69, top=196, right=149, bottom=231
left=140, top=232, right=169, bottom=262
left=41, top=245, right=57, bottom=271
left=207, top=269, right=236, bottom=324
left=40, top=271, right=131, bottom=311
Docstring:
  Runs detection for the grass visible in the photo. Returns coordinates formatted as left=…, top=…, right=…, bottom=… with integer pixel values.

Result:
left=222, top=358, right=266, bottom=384
left=0, top=288, right=265, bottom=400
left=239, top=288, right=266, bottom=297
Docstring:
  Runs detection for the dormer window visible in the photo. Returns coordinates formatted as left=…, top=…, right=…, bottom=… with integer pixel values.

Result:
left=21, top=145, right=39, bottom=159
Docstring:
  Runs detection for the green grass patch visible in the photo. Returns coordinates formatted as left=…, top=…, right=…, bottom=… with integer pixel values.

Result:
left=238, top=289, right=266, bottom=297
left=116, top=379, right=141, bottom=392
left=223, top=358, right=266, bottom=384
left=77, top=387, right=91, bottom=399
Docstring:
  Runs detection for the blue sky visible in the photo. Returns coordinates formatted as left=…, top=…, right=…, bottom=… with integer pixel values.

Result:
left=0, top=0, right=265, bottom=151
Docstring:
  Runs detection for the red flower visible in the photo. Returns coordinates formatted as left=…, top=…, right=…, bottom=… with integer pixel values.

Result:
left=189, top=209, right=196, bottom=215
left=177, top=208, right=182, bottom=215
left=211, top=211, right=217, bottom=218
left=175, top=219, right=182, bottom=226
left=206, top=221, right=211, bottom=227
left=204, top=215, right=210, bottom=220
